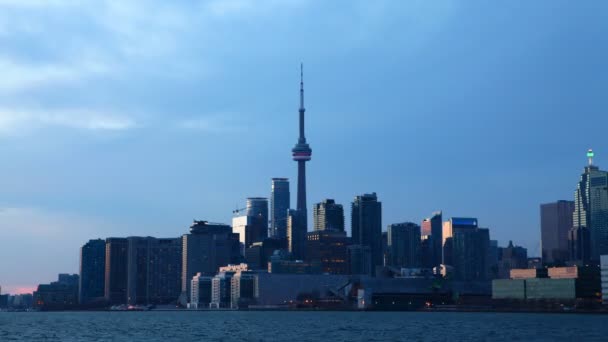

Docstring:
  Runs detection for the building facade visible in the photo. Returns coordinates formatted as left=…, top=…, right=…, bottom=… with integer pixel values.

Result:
left=105, top=237, right=129, bottom=305
left=541, top=200, right=574, bottom=265
left=387, top=222, right=421, bottom=268
left=270, top=178, right=290, bottom=239
left=79, top=239, right=106, bottom=305
left=313, top=199, right=345, bottom=232
left=287, top=209, right=307, bottom=260
left=421, top=211, right=443, bottom=268
left=351, top=193, right=382, bottom=275
left=306, top=230, right=350, bottom=274
left=452, top=227, right=490, bottom=281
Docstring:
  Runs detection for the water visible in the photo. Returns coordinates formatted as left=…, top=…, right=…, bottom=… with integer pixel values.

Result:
left=0, top=311, right=606, bottom=341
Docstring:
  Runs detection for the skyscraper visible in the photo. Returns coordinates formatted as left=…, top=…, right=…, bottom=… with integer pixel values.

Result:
left=79, top=239, right=106, bottom=305
left=351, top=193, right=382, bottom=275
left=233, top=198, right=269, bottom=250
left=570, top=149, right=608, bottom=263
left=270, top=178, right=290, bottom=239
left=452, top=227, right=490, bottom=281
left=421, top=211, right=442, bottom=268
left=442, top=217, right=478, bottom=266
left=387, top=222, right=421, bottom=268
left=541, top=200, right=574, bottom=265
left=313, top=199, right=345, bottom=232
left=287, top=209, right=307, bottom=260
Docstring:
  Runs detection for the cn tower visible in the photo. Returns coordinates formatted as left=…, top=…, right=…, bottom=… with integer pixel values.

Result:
left=292, top=63, right=312, bottom=213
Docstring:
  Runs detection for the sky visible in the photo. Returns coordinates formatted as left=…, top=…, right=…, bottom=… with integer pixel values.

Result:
left=1, top=0, right=607, bottom=295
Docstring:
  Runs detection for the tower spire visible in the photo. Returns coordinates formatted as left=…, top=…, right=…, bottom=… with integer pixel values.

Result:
left=587, top=149, right=594, bottom=166
left=299, top=63, right=304, bottom=112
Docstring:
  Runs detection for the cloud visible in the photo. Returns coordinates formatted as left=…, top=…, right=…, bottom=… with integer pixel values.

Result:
left=0, top=108, right=136, bottom=135
left=177, top=113, right=245, bottom=133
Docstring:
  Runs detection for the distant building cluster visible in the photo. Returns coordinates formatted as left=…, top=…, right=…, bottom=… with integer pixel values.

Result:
left=6, top=71, right=608, bottom=312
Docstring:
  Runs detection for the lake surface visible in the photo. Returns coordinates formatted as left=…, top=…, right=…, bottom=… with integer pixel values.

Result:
left=0, top=311, right=606, bottom=341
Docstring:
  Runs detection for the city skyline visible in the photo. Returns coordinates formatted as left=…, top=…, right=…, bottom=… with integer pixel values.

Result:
left=2, top=1, right=608, bottom=294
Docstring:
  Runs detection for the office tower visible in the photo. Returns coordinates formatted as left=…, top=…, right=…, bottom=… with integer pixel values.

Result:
left=306, top=230, right=350, bottom=274
left=497, top=241, right=528, bottom=279
left=246, top=197, right=269, bottom=239
left=287, top=209, right=307, bottom=260
left=569, top=150, right=608, bottom=263
left=442, top=217, right=478, bottom=265
left=348, top=245, right=372, bottom=276
left=230, top=271, right=258, bottom=309
left=422, top=211, right=443, bottom=268
left=190, top=273, right=212, bottom=309
left=105, top=238, right=129, bottom=304
left=541, top=200, right=574, bottom=265
left=270, top=178, right=290, bottom=239
left=488, top=240, right=499, bottom=279
left=452, top=227, right=490, bottom=281
left=387, top=222, right=421, bottom=268
left=126, top=237, right=182, bottom=305
left=181, top=221, right=241, bottom=302
left=313, top=199, right=345, bottom=232
left=233, top=198, right=269, bottom=250
left=79, top=239, right=106, bottom=305
left=351, top=193, right=382, bottom=275
left=420, top=235, right=433, bottom=269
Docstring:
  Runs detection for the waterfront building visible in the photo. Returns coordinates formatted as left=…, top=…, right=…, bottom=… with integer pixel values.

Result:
left=569, top=149, right=608, bottom=263
left=387, top=222, right=421, bottom=268
left=181, top=221, right=241, bottom=302
left=79, top=239, right=106, bottom=305
left=306, top=230, right=350, bottom=274
left=210, top=271, right=235, bottom=309
left=270, top=178, right=290, bottom=239
left=351, top=193, right=382, bottom=275
left=33, top=274, right=79, bottom=310
left=190, top=272, right=212, bottom=309
left=126, top=237, right=182, bottom=305
left=105, top=237, right=129, bottom=304
left=313, top=199, right=345, bottom=232
left=541, top=200, right=574, bottom=265
left=231, top=271, right=258, bottom=309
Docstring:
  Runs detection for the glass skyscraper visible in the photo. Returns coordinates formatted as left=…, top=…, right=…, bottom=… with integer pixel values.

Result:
left=351, top=193, right=382, bottom=275
left=541, top=200, right=574, bottom=265
left=313, top=199, right=345, bottom=232
left=270, top=178, right=290, bottom=239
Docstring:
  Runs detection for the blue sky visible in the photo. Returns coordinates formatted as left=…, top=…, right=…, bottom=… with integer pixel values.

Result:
left=1, top=0, right=607, bottom=294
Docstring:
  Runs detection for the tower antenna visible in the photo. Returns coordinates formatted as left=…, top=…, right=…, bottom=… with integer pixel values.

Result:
left=587, top=149, right=594, bottom=166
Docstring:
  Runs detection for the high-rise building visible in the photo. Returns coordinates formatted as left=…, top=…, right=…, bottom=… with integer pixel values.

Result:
left=287, top=209, right=307, bottom=260
left=313, top=199, right=345, bottom=232
left=181, top=221, right=241, bottom=302
left=190, top=272, right=212, bottom=309
left=348, top=245, right=372, bottom=276
left=422, top=211, right=443, bottom=268
left=270, top=178, right=290, bottom=239
left=387, top=222, right=421, bottom=268
left=541, top=200, right=574, bottom=265
left=442, top=217, right=478, bottom=266
left=497, top=241, right=528, bottom=279
left=452, top=227, right=490, bottom=281
left=245, top=238, right=286, bottom=270
left=105, top=238, right=129, bottom=305
left=126, top=237, right=182, bottom=305
left=351, top=193, right=382, bottom=275
left=601, top=255, right=608, bottom=305
left=570, top=150, right=608, bottom=263
left=306, top=230, right=350, bottom=274
left=79, top=239, right=106, bottom=305
left=233, top=198, right=269, bottom=250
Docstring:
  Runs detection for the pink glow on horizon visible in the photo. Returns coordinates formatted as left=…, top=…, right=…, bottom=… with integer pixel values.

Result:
left=1, top=285, right=37, bottom=295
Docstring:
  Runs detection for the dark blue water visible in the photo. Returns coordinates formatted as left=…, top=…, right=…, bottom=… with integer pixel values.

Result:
left=0, top=311, right=605, bottom=341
